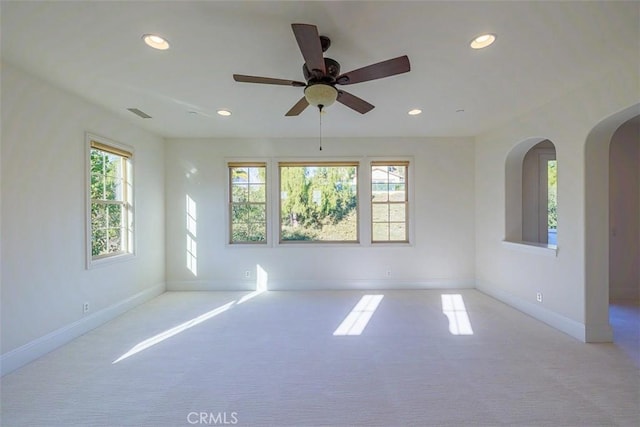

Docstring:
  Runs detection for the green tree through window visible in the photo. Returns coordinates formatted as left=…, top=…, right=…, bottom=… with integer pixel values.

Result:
left=89, top=139, right=133, bottom=259
left=229, top=163, right=267, bottom=243
left=279, top=163, right=358, bottom=242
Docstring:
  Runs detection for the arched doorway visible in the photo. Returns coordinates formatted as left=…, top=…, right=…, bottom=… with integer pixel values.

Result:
left=584, top=103, right=639, bottom=342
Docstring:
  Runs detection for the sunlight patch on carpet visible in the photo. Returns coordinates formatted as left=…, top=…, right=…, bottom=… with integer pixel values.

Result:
left=441, top=294, right=474, bottom=335
left=333, top=294, right=384, bottom=336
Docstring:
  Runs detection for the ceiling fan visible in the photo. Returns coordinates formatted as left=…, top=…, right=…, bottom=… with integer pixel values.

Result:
left=233, top=23, right=410, bottom=116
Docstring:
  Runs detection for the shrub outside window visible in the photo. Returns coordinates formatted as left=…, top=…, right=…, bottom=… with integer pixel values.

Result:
left=279, top=162, right=358, bottom=243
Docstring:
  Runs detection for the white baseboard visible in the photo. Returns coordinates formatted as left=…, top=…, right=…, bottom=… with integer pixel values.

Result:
left=1, top=283, right=165, bottom=376
left=476, top=281, right=588, bottom=342
left=167, top=278, right=475, bottom=291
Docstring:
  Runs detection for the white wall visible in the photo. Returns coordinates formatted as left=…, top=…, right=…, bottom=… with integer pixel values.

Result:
left=609, top=117, right=640, bottom=301
left=164, top=137, right=475, bottom=291
left=475, top=64, right=639, bottom=342
left=1, top=63, right=166, bottom=366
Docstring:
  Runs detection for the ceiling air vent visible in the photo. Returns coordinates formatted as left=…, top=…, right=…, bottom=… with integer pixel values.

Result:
left=127, top=108, right=152, bottom=119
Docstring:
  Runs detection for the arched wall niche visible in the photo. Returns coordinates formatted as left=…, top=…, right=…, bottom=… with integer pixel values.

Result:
left=505, top=137, right=557, bottom=245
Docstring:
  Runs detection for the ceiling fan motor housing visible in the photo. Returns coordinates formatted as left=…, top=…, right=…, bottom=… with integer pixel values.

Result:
left=303, top=58, right=341, bottom=83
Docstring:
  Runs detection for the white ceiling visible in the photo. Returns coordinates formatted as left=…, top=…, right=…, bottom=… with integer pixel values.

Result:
left=2, top=1, right=638, bottom=139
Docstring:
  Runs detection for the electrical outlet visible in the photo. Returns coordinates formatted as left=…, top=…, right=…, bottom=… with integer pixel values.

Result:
left=244, top=270, right=251, bottom=279
left=536, top=292, right=543, bottom=303
left=385, top=267, right=392, bottom=277
left=83, top=302, right=90, bottom=314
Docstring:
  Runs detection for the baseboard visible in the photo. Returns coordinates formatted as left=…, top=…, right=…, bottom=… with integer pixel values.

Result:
left=167, top=278, right=475, bottom=291
left=1, top=283, right=165, bottom=376
left=476, top=281, right=587, bottom=342
left=584, top=321, right=614, bottom=343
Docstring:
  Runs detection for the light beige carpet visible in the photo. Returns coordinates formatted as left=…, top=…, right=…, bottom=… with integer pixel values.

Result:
left=1, top=290, right=638, bottom=426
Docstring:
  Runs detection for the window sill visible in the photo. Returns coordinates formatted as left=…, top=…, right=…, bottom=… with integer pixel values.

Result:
left=87, top=252, right=135, bottom=269
left=501, top=240, right=558, bottom=257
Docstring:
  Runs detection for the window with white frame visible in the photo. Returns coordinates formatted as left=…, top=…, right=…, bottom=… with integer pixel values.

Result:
left=279, top=162, right=358, bottom=243
left=88, top=137, right=134, bottom=262
left=229, top=162, right=267, bottom=243
left=371, top=161, right=409, bottom=242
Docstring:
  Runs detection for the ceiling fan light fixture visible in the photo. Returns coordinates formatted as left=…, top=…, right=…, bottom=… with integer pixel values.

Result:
left=217, top=109, right=232, bottom=116
left=408, top=109, right=422, bottom=115
left=470, top=33, right=496, bottom=49
left=304, top=84, right=338, bottom=108
left=142, top=34, right=170, bottom=50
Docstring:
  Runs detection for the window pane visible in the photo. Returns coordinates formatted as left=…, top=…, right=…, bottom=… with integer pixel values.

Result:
left=249, top=167, right=265, bottom=184
left=372, top=223, right=389, bottom=241
left=91, top=204, right=107, bottom=229
left=389, top=204, right=406, bottom=222
left=105, top=154, right=121, bottom=177
left=108, top=228, right=122, bottom=253
left=389, top=223, right=406, bottom=241
left=92, top=228, right=107, bottom=256
left=246, top=205, right=266, bottom=223
left=247, top=223, right=266, bottom=241
left=280, top=164, right=358, bottom=242
left=394, top=165, right=406, bottom=177
left=372, top=182, right=389, bottom=202
left=232, top=204, right=248, bottom=223
left=90, top=173, right=104, bottom=200
left=232, top=184, right=248, bottom=203
left=107, top=203, right=122, bottom=227
left=248, top=184, right=265, bottom=202
left=231, top=167, right=249, bottom=183
left=232, top=223, right=249, bottom=241
left=372, top=204, right=389, bottom=222
left=389, top=183, right=405, bottom=201
left=99, top=175, right=122, bottom=201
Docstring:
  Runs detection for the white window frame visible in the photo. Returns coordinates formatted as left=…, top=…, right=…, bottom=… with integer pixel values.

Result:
left=227, top=161, right=269, bottom=245
left=85, top=133, right=135, bottom=268
left=370, top=161, right=410, bottom=243
left=277, top=159, right=360, bottom=245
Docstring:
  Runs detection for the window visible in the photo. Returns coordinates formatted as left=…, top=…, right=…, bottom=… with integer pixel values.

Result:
left=279, top=162, right=358, bottom=242
left=522, top=141, right=557, bottom=245
left=88, top=136, right=133, bottom=263
left=371, top=162, right=409, bottom=242
left=546, top=158, right=558, bottom=245
left=229, top=163, right=267, bottom=243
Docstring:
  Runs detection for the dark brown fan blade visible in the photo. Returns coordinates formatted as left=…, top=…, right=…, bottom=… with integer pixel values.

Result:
left=285, top=97, right=309, bottom=116
left=336, top=55, right=410, bottom=85
left=337, top=90, right=374, bottom=114
left=233, top=74, right=306, bottom=87
left=291, top=24, right=326, bottom=76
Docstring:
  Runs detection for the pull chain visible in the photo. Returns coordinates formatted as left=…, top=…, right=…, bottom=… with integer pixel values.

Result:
left=318, top=105, right=323, bottom=151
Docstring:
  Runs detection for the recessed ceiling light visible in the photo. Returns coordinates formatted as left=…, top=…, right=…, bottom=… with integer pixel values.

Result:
left=470, top=33, right=496, bottom=49
left=408, top=109, right=422, bottom=116
left=217, top=109, right=232, bottom=116
left=142, top=34, right=170, bottom=50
